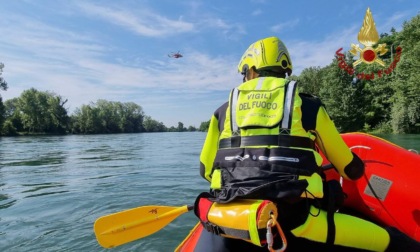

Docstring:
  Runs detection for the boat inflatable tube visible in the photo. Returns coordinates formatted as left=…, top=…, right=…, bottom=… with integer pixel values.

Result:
left=324, top=132, right=420, bottom=242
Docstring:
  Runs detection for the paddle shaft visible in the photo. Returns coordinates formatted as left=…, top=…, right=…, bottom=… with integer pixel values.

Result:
left=101, top=205, right=194, bottom=235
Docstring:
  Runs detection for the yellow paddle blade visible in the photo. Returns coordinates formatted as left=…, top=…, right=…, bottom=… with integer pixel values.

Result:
left=94, top=205, right=193, bottom=248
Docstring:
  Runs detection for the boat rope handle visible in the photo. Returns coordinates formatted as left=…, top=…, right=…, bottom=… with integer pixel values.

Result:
left=266, top=214, right=287, bottom=252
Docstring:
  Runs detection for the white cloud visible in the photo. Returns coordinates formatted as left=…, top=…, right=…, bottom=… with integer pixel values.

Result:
left=288, top=25, right=359, bottom=75
left=270, top=19, right=300, bottom=33
left=197, top=17, right=247, bottom=40
left=251, top=9, right=262, bottom=16
left=378, top=11, right=410, bottom=32
left=250, top=0, right=267, bottom=3
left=76, top=2, right=195, bottom=37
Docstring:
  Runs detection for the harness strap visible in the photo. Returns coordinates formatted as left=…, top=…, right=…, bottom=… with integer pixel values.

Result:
left=326, top=181, right=337, bottom=248
left=201, top=221, right=252, bottom=239
left=230, top=88, right=240, bottom=134
left=218, top=134, right=315, bottom=149
left=281, top=81, right=297, bottom=130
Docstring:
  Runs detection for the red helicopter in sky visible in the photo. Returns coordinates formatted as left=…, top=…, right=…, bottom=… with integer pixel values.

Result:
left=168, top=51, right=183, bottom=58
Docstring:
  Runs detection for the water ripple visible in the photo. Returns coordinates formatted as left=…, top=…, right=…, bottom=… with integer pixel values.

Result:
left=21, top=182, right=65, bottom=193
left=24, top=190, right=70, bottom=199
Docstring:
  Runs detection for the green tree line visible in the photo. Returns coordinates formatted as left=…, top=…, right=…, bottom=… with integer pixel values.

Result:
left=0, top=87, right=198, bottom=136
left=1, top=14, right=419, bottom=135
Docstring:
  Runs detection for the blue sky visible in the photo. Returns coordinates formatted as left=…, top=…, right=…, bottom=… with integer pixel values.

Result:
left=0, top=0, right=418, bottom=127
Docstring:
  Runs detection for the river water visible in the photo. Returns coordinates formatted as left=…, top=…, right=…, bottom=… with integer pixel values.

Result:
left=0, top=132, right=419, bottom=252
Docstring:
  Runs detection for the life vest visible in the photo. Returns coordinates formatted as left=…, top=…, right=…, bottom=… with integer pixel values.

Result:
left=210, top=77, right=322, bottom=203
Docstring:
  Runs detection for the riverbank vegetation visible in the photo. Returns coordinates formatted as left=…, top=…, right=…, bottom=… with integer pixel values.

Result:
left=0, top=88, right=201, bottom=135
left=0, top=15, right=419, bottom=136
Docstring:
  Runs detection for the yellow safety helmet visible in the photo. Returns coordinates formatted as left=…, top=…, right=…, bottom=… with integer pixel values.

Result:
left=237, top=36, right=293, bottom=77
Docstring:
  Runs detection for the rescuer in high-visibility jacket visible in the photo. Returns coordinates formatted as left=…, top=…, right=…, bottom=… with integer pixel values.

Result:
left=198, top=36, right=420, bottom=251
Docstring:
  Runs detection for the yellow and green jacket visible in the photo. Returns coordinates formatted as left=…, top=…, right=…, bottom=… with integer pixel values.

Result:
left=200, top=77, right=364, bottom=203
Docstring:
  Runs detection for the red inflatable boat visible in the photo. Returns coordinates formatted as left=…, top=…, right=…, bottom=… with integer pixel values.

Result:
left=176, top=133, right=420, bottom=251
left=324, top=132, right=420, bottom=242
